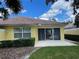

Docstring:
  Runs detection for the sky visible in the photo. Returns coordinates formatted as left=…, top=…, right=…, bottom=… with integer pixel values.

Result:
left=39, top=0, right=75, bottom=22
left=0, top=0, right=76, bottom=22
left=10, top=0, right=51, bottom=18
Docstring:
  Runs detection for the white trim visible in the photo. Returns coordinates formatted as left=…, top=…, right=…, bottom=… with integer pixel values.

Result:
left=65, top=28, right=79, bottom=31
left=22, top=28, right=23, bottom=38
left=52, top=29, right=54, bottom=40
left=14, top=27, right=31, bottom=39
left=45, top=29, right=46, bottom=40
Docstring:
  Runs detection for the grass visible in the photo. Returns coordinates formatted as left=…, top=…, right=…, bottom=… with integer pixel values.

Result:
left=29, top=46, right=79, bottom=59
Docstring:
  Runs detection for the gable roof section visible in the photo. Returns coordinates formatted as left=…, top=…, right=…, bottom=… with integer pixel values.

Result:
left=0, top=17, right=67, bottom=26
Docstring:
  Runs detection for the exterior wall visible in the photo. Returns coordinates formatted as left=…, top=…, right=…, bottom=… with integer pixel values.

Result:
left=0, top=29, right=5, bottom=41
left=60, top=27, right=64, bottom=40
left=31, top=26, right=65, bottom=42
left=4, top=26, right=37, bottom=41
left=0, top=26, right=65, bottom=42
left=31, top=27, right=38, bottom=43
left=65, top=28, right=79, bottom=35
left=5, top=26, right=14, bottom=40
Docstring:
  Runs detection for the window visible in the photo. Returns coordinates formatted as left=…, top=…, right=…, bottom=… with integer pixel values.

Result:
left=14, top=33, right=22, bottom=38
left=14, top=27, right=31, bottom=39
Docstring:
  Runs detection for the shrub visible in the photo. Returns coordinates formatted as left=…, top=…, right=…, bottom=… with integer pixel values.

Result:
left=65, top=35, right=79, bottom=41
left=0, top=38, right=35, bottom=48
left=0, top=40, right=13, bottom=48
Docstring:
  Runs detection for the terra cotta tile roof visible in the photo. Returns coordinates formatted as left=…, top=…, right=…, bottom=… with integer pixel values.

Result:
left=0, top=17, right=67, bottom=26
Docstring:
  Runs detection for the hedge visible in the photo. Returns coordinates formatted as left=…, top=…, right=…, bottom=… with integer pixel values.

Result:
left=65, top=34, right=79, bottom=41
left=0, top=38, right=35, bottom=48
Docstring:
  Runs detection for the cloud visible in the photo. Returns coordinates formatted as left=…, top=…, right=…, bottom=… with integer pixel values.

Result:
left=0, top=13, right=3, bottom=17
left=34, top=17, right=38, bottom=19
left=21, top=9, right=27, bottom=13
left=39, top=0, right=74, bottom=21
left=5, top=8, right=13, bottom=14
left=40, top=18, right=49, bottom=20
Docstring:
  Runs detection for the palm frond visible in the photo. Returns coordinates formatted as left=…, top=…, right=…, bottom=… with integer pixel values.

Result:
left=5, top=0, right=22, bottom=14
left=74, top=13, right=79, bottom=27
left=0, top=8, right=9, bottom=20
left=72, top=0, right=79, bottom=14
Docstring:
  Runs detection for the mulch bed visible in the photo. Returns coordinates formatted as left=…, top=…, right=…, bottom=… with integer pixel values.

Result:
left=0, top=47, right=35, bottom=59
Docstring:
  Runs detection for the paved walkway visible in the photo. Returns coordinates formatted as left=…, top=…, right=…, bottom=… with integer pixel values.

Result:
left=35, top=40, right=77, bottom=47
left=23, top=48, right=40, bottom=59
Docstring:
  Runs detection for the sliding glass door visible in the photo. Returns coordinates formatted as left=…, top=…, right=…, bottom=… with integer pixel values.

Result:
left=38, top=28, right=60, bottom=40
left=38, top=28, right=54, bottom=40
left=54, top=28, right=60, bottom=40
left=38, top=29, right=45, bottom=40
left=46, top=29, right=54, bottom=40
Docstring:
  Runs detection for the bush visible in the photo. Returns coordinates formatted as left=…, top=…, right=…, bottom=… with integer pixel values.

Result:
left=0, top=40, right=13, bottom=48
left=0, top=38, right=35, bottom=48
left=65, top=35, right=79, bottom=41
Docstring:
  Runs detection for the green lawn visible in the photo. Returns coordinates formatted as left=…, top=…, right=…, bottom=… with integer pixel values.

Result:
left=29, top=46, right=79, bottom=59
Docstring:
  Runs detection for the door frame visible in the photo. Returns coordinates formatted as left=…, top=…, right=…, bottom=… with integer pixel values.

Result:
left=38, top=28, right=54, bottom=40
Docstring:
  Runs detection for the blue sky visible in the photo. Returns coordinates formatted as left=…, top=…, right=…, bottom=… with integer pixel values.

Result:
left=0, top=0, right=73, bottom=21
left=10, top=0, right=51, bottom=17
left=54, top=9, right=70, bottom=21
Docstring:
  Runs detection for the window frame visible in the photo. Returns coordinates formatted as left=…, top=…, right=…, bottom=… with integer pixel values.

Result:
left=14, top=27, right=31, bottom=39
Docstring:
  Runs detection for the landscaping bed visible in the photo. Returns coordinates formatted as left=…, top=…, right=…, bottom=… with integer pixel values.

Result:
left=0, top=47, right=35, bottom=59
left=29, top=46, right=79, bottom=59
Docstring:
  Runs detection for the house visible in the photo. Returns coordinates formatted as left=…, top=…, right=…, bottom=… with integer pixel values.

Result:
left=65, top=23, right=79, bottom=35
left=65, top=23, right=79, bottom=41
left=0, top=17, right=67, bottom=43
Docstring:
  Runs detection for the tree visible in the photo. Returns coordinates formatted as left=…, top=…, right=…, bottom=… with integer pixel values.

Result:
left=74, top=13, right=79, bottom=27
left=5, top=0, right=22, bottom=14
left=0, top=0, right=22, bottom=20
left=0, top=8, right=9, bottom=20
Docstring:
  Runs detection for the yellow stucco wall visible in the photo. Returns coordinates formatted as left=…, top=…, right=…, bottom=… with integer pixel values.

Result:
left=0, top=26, right=65, bottom=42
left=65, top=28, right=79, bottom=35
left=0, top=29, right=5, bottom=41
left=31, top=27, right=38, bottom=43
left=60, top=27, right=64, bottom=40
left=5, top=26, right=14, bottom=40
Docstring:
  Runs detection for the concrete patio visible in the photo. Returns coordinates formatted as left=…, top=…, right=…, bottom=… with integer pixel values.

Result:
left=35, top=40, right=77, bottom=47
